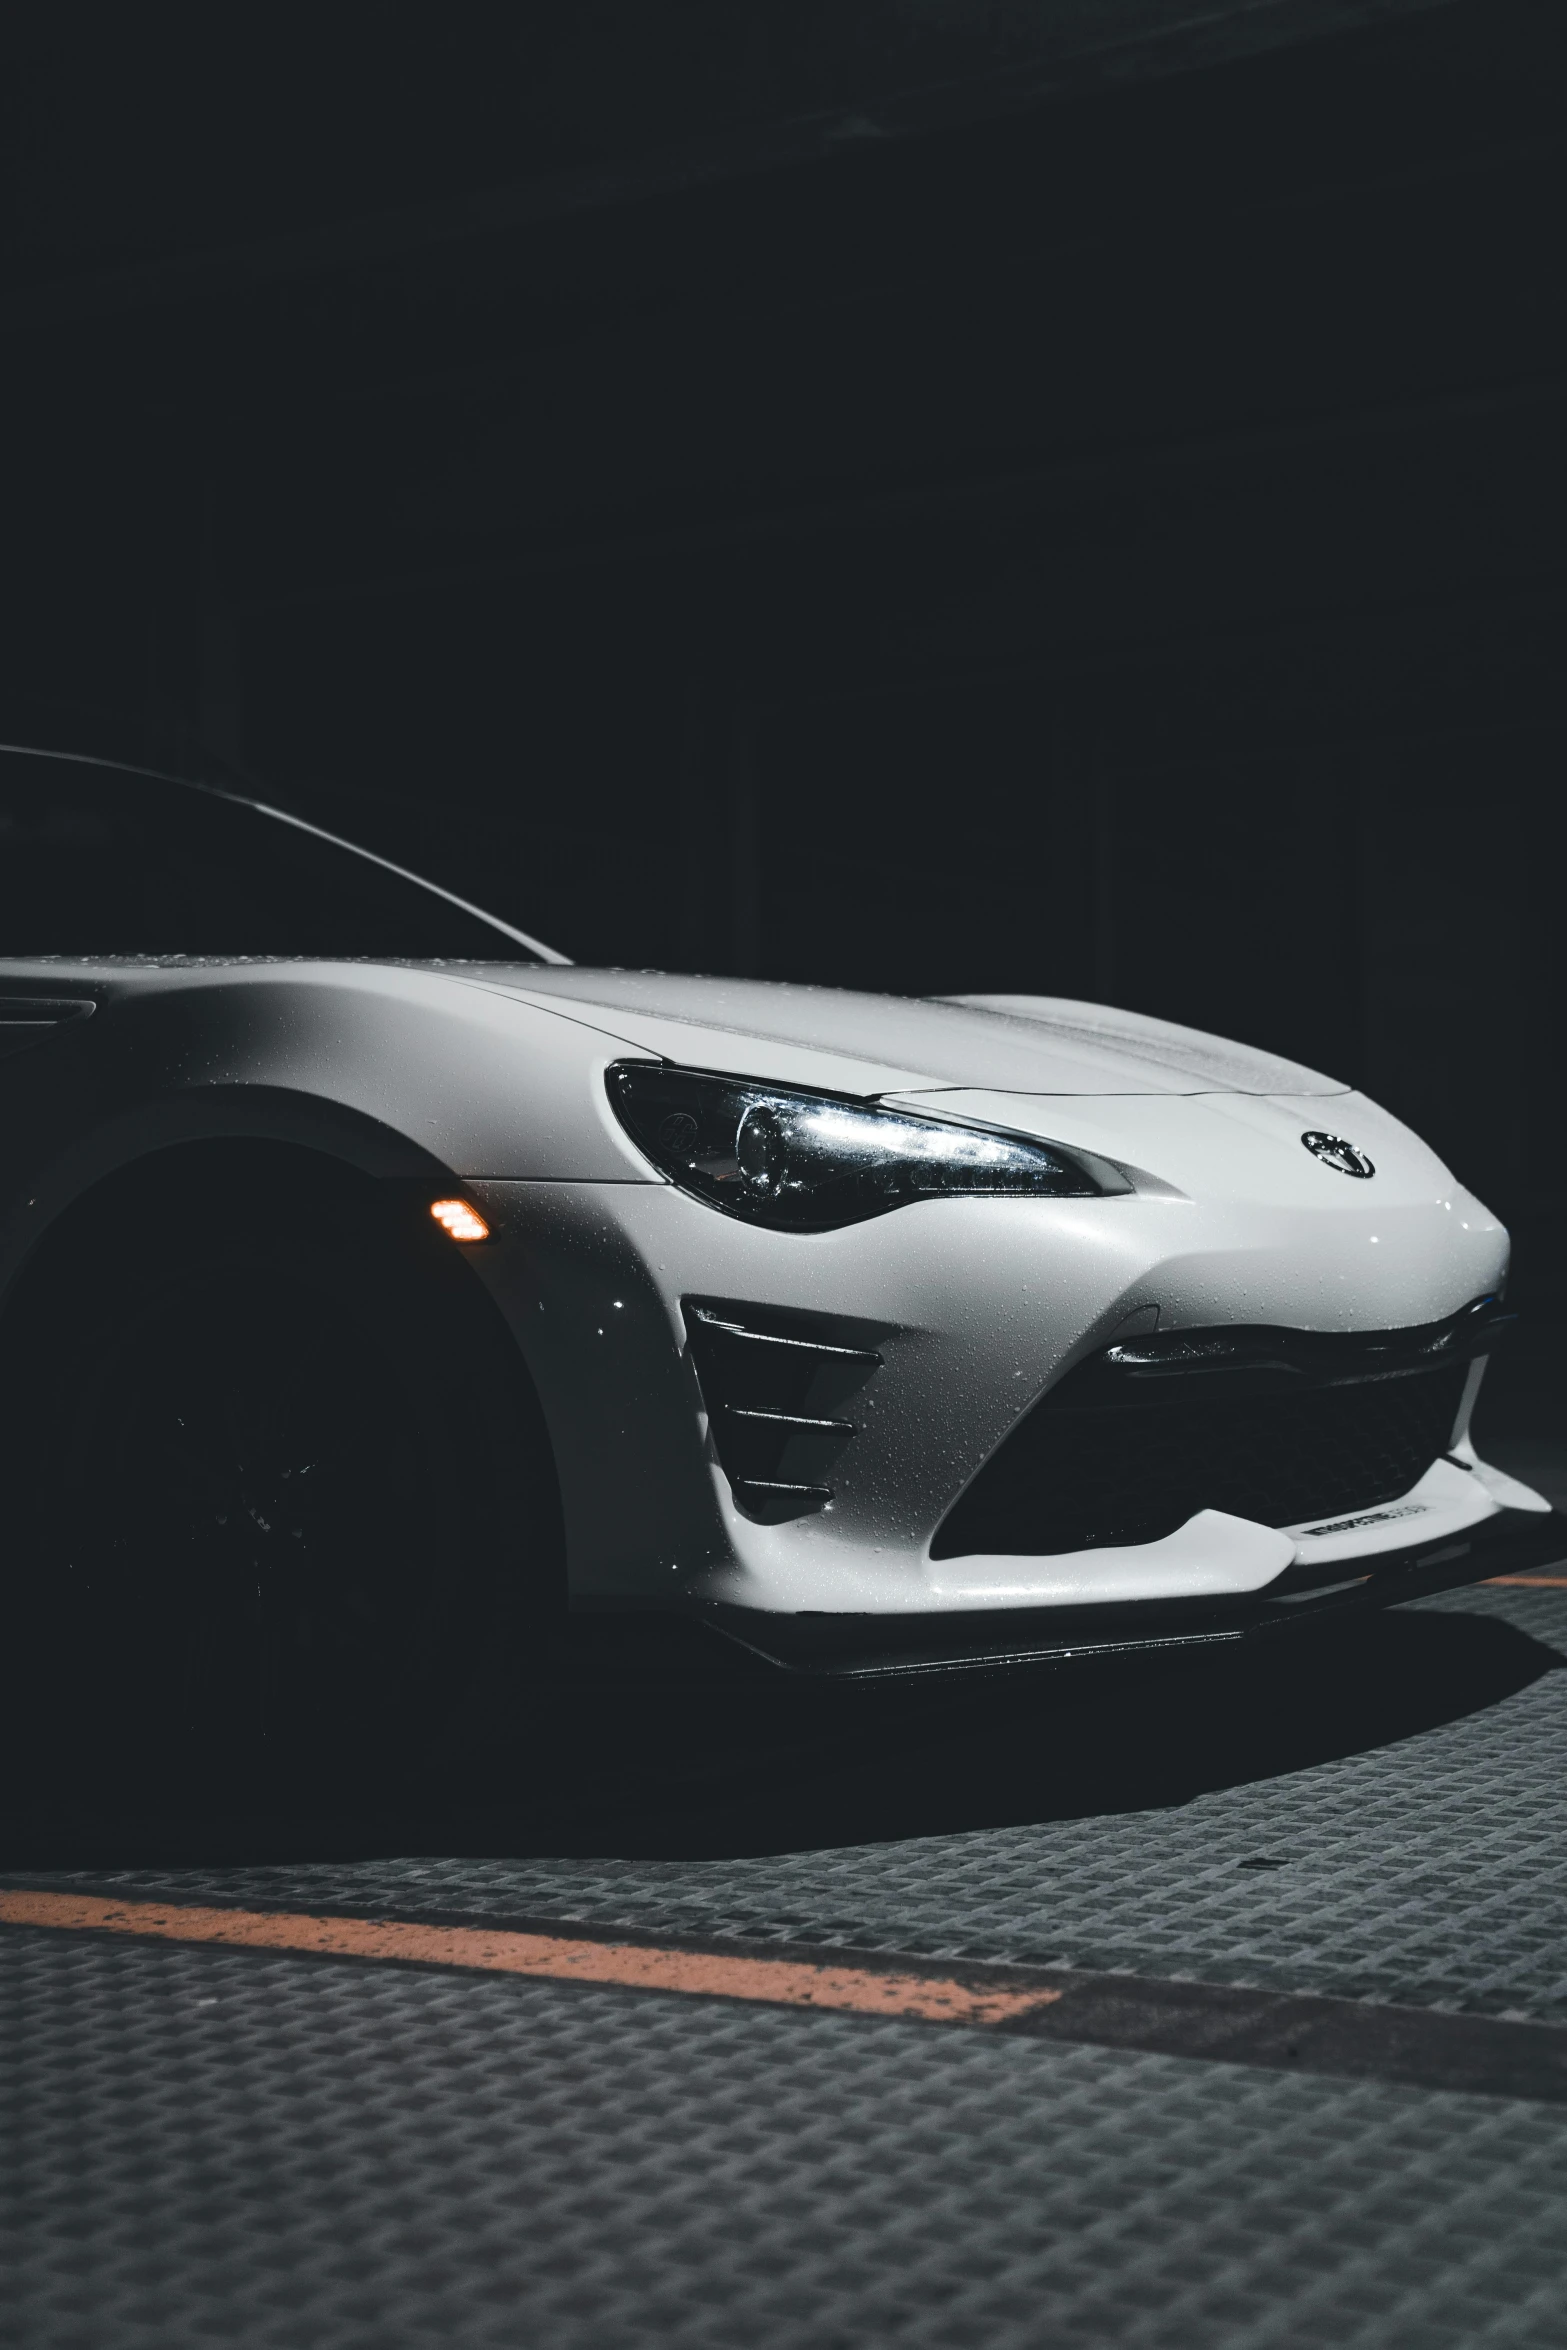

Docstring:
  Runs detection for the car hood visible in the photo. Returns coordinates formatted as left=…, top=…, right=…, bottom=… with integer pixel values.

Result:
left=478, top=967, right=1348, bottom=1098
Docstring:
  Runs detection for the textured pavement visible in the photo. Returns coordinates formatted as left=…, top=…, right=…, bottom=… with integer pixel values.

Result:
left=8, top=1573, right=1567, bottom=2347
left=8, top=1924, right=1567, bottom=2350
left=25, top=1584, right=1567, bottom=2021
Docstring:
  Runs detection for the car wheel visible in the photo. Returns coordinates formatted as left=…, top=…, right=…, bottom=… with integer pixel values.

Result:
left=11, top=1155, right=558, bottom=1787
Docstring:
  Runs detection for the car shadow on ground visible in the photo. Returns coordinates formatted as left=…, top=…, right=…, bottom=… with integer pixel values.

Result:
left=3, top=1603, right=1562, bottom=1875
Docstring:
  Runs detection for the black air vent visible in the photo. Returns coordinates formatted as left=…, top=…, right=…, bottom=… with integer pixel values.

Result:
left=933, top=1303, right=1503, bottom=1560
left=684, top=1300, right=881, bottom=1524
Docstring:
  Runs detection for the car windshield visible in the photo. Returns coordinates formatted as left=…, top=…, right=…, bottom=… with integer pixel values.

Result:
left=0, top=752, right=544, bottom=959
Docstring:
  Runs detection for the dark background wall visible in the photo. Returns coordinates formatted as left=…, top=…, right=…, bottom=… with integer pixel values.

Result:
left=0, top=0, right=1562, bottom=1410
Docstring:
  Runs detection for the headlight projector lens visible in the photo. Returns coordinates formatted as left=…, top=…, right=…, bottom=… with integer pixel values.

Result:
left=736, top=1104, right=789, bottom=1198
left=608, top=1064, right=1129, bottom=1229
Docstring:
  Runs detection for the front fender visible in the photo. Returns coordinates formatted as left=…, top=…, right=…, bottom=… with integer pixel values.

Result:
left=0, top=961, right=662, bottom=1304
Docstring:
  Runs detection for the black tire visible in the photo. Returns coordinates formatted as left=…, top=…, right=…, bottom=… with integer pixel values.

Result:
left=8, top=1147, right=560, bottom=1788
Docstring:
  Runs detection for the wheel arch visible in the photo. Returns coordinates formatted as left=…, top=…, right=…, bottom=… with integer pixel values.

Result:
left=0, top=1085, right=449, bottom=1304
left=0, top=1104, right=569, bottom=1616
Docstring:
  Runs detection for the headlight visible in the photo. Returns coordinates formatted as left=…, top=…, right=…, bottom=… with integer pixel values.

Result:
left=607, top=1063, right=1129, bottom=1230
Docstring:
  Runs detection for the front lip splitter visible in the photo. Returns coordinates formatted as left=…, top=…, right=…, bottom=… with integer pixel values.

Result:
left=691, top=1504, right=1567, bottom=1682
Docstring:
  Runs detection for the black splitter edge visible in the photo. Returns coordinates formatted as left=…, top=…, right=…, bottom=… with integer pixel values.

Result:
left=695, top=1503, right=1567, bottom=1681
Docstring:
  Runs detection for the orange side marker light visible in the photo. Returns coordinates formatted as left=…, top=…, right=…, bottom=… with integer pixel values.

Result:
left=431, top=1197, right=490, bottom=1243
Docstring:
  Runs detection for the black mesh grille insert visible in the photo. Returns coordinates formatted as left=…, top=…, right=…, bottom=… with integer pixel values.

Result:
left=932, top=1345, right=1473, bottom=1560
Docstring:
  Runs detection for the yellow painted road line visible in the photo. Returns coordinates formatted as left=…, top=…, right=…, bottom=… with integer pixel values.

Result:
left=0, top=1889, right=1059, bottom=2028
left=1485, top=1574, right=1567, bottom=1588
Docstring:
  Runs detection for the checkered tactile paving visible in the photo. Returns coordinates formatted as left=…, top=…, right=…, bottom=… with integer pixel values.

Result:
left=32, top=1586, right=1567, bottom=2024
left=9, top=1926, right=1567, bottom=2350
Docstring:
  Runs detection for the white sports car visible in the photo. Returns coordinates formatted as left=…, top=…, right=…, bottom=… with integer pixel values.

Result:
left=0, top=744, right=1557, bottom=1755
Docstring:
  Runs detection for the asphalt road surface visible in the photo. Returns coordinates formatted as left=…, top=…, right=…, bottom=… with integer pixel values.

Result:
left=7, top=1437, right=1567, bottom=2349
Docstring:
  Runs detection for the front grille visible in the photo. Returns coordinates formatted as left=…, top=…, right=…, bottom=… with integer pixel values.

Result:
left=930, top=1308, right=1502, bottom=1560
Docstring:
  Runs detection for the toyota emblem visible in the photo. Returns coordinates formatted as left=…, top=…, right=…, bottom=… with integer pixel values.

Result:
left=1301, top=1130, right=1375, bottom=1178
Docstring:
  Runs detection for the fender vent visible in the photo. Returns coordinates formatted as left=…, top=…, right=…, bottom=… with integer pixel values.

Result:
left=684, top=1300, right=881, bottom=1524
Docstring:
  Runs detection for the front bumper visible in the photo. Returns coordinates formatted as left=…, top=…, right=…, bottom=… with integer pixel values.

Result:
left=690, top=1502, right=1567, bottom=1681
left=467, top=1175, right=1512, bottom=1614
